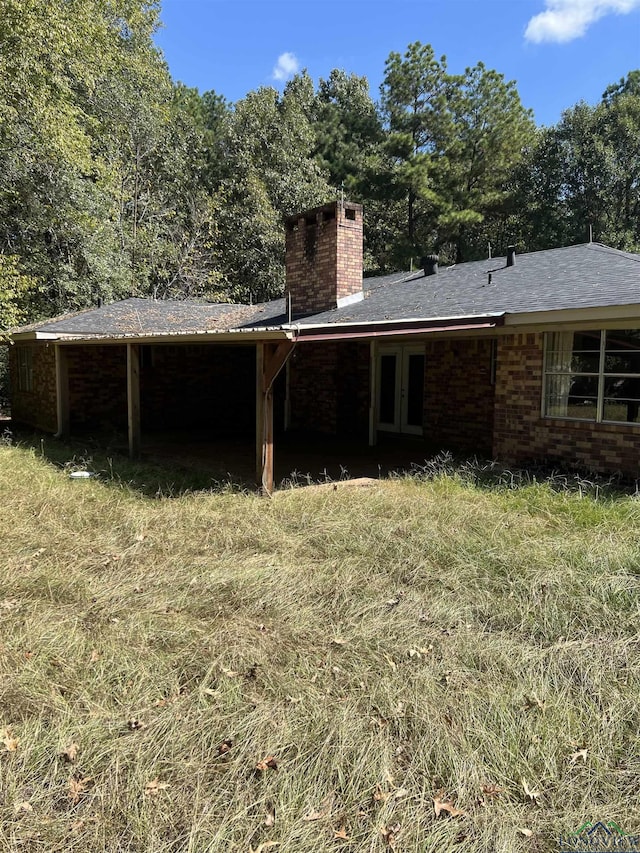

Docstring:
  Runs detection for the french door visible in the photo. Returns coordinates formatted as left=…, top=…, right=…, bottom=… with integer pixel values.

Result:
left=376, top=346, right=425, bottom=435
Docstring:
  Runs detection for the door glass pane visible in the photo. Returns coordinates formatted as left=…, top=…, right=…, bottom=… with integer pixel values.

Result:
left=406, top=354, right=425, bottom=427
left=379, top=355, right=397, bottom=424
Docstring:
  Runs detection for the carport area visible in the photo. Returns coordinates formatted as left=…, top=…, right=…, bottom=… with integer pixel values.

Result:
left=50, top=337, right=439, bottom=490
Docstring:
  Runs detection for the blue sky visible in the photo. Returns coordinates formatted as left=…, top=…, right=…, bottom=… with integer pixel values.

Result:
left=155, top=0, right=640, bottom=126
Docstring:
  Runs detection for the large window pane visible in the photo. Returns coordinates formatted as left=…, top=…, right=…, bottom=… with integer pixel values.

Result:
left=546, top=331, right=600, bottom=374
left=604, top=330, right=640, bottom=374
left=603, top=376, right=640, bottom=423
left=544, top=332, right=599, bottom=419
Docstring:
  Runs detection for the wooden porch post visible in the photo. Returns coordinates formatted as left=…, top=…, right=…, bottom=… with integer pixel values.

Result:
left=54, top=344, right=70, bottom=439
left=256, top=340, right=294, bottom=493
left=369, top=340, right=377, bottom=446
left=127, top=343, right=141, bottom=459
left=255, top=343, right=265, bottom=488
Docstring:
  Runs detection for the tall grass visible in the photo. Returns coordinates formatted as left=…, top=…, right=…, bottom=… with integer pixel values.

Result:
left=1, top=444, right=639, bottom=851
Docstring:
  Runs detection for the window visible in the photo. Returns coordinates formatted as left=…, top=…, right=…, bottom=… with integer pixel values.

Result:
left=544, top=330, right=640, bottom=424
left=17, top=347, right=33, bottom=392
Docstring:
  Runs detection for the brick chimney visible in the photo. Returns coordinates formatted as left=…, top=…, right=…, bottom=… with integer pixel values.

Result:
left=285, top=201, right=363, bottom=319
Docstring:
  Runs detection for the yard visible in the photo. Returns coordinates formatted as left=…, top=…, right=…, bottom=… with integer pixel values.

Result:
left=1, top=441, right=639, bottom=852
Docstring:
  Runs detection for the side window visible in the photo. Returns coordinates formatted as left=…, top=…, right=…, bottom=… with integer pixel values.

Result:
left=17, top=347, right=33, bottom=392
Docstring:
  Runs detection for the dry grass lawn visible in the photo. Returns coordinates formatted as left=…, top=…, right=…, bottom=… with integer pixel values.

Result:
left=1, top=442, right=639, bottom=851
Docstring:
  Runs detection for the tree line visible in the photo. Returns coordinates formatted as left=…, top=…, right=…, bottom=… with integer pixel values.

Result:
left=0, top=0, right=638, bottom=332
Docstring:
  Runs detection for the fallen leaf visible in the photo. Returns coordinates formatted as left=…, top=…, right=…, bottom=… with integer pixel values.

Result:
left=385, top=596, right=401, bottom=608
left=69, top=819, right=85, bottom=833
left=373, top=784, right=390, bottom=804
left=303, top=793, right=334, bottom=821
left=522, top=779, right=540, bottom=804
left=303, top=809, right=325, bottom=821
left=2, top=728, right=18, bottom=752
left=331, top=637, right=347, bottom=646
left=380, top=823, right=401, bottom=849
left=256, top=755, right=278, bottom=772
left=265, top=803, right=276, bottom=826
left=144, top=779, right=169, bottom=796
left=89, top=650, right=100, bottom=663
left=221, top=667, right=238, bottom=678
left=517, top=828, right=533, bottom=837
left=524, top=694, right=545, bottom=712
left=68, top=776, right=93, bottom=804
left=333, top=825, right=349, bottom=840
left=14, top=801, right=33, bottom=814
left=217, top=738, right=233, bottom=755
left=127, top=718, right=145, bottom=731
left=393, top=787, right=410, bottom=800
left=433, top=792, right=466, bottom=818
left=481, top=783, right=503, bottom=798
left=570, top=748, right=588, bottom=764
left=203, top=687, right=217, bottom=697
left=62, top=742, right=79, bottom=762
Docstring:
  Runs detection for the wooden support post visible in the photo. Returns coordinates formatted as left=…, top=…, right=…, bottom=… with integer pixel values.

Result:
left=54, top=344, right=70, bottom=439
left=369, top=340, right=377, bottom=446
left=256, top=340, right=294, bottom=493
left=127, top=344, right=141, bottom=459
left=255, top=343, right=265, bottom=488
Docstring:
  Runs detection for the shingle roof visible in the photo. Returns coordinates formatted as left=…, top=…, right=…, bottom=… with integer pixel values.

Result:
left=13, top=242, right=640, bottom=340
left=33, top=297, right=287, bottom=336
left=310, top=243, right=640, bottom=325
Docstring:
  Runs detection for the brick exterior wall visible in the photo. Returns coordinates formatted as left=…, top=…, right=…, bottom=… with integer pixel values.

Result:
left=9, top=343, right=57, bottom=431
left=424, top=339, right=495, bottom=455
left=140, top=344, right=256, bottom=434
left=285, top=202, right=363, bottom=318
left=67, top=345, right=127, bottom=431
left=64, top=343, right=257, bottom=435
left=493, top=333, right=640, bottom=477
left=289, top=341, right=370, bottom=437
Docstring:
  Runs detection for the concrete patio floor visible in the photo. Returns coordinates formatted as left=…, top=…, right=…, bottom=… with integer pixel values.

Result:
left=139, top=430, right=442, bottom=489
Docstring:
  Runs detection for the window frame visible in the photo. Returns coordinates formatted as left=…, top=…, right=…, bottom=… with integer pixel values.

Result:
left=543, top=330, right=640, bottom=426
left=16, top=346, right=33, bottom=393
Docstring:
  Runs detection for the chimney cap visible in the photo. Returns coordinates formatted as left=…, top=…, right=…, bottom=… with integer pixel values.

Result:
left=284, top=200, right=362, bottom=227
left=506, top=245, right=516, bottom=267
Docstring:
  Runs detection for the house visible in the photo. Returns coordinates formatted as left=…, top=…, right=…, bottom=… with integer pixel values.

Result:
left=7, top=200, right=640, bottom=489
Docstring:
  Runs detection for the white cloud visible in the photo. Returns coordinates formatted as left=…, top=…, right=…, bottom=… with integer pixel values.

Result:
left=525, top=0, right=640, bottom=43
left=272, top=52, right=300, bottom=81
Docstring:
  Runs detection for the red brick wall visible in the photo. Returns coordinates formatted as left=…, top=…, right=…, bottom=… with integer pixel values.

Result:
left=289, top=341, right=370, bottom=437
left=67, top=345, right=128, bottom=431
left=493, top=333, right=640, bottom=477
left=285, top=202, right=363, bottom=318
left=9, top=343, right=57, bottom=431
left=424, top=339, right=495, bottom=454
left=140, top=344, right=256, bottom=434
left=64, top=343, right=258, bottom=436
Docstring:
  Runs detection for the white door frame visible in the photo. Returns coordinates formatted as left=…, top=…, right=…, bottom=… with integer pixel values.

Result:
left=375, top=345, right=425, bottom=436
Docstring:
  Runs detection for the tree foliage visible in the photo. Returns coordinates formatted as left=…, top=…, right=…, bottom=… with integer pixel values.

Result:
left=0, top=9, right=637, bottom=323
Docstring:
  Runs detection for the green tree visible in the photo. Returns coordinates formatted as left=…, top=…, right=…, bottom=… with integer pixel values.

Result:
left=212, top=74, right=331, bottom=302
left=379, top=43, right=534, bottom=265
left=516, top=73, right=640, bottom=252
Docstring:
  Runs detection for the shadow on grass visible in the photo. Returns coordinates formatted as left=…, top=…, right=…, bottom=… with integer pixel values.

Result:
left=3, top=426, right=250, bottom=498
left=4, top=423, right=637, bottom=501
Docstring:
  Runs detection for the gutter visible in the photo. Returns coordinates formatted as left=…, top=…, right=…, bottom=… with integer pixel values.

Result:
left=286, top=313, right=506, bottom=342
